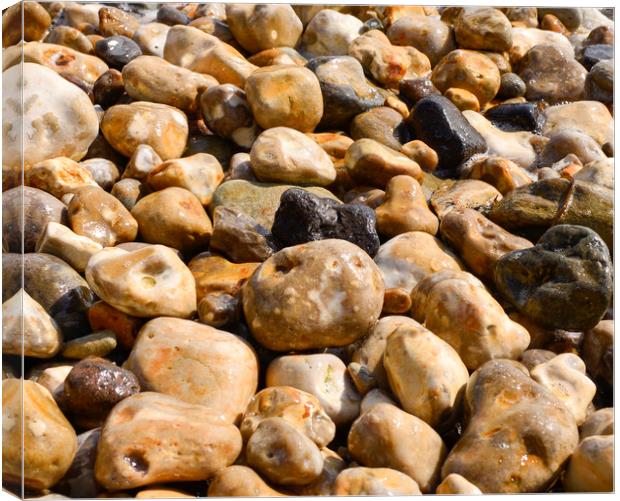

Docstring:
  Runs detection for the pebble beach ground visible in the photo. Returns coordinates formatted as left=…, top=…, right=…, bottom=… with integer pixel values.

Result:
left=1, top=2, right=615, bottom=497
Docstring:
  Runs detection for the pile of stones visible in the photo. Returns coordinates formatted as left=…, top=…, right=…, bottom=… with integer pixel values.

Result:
left=1, top=2, right=614, bottom=497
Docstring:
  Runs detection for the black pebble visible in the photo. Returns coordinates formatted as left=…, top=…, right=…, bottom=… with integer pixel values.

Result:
left=484, top=102, right=545, bottom=133
left=95, top=35, right=142, bottom=70
left=497, top=72, right=526, bottom=100
left=580, top=44, right=613, bottom=70
left=156, top=5, right=191, bottom=26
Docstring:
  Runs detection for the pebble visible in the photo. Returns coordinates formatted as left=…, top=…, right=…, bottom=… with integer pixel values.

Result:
left=33, top=365, right=74, bottom=401
left=408, top=95, right=487, bottom=176
left=92, top=69, right=125, bottom=109
left=242, top=239, right=384, bottom=351
left=3, top=63, right=99, bottom=172
left=85, top=245, right=196, bottom=318
left=431, top=49, right=501, bottom=106
left=436, top=474, right=483, bottom=494
left=539, top=8, right=583, bottom=30
left=225, top=4, right=302, bottom=54
left=123, top=55, right=217, bottom=113
left=2, top=1, right=51, bottom=46
left=411, top=270, right=530, bottom=370
left=580, top=44, right=613, bottom=70
left=348, top=29, right=431, bottom=88
left=454, top=8, right=513, bottom=52
left=125, top=317, right=257, bottom=423
left=25, top=157, right=98, bottom=199
left=68, top=185, right=138, bottom=247
left=384, top=320, right=469, bottom=428
left=466, top=156, right=532, bottom=194
left=122, top=144, right=163, bottom=181
left=540, top=128, right=607, bottom=166
left=293, top=448, right=346, bottom=495
left=131, top=22, right=170, bottom=57
left=440, top=208, right=532, bottom=280
left=249, top=47, right=307, bottom=67
left=509, top=27, right=575, bottom=63
left=271, top=188, right=380, bottom=256
left=580, top=408, right=613, bottom=439
left=208, top=466, right=285, bottom=496
left=387, top=14, right=455, bottom=66
left=400, top=140, right=439, bottom=172
left=79, top=158, right=120, bottom=191
left=156, top=6, right=190, bottom=26
left=61, top=330, right=117, bottom=359
left=375, top=175, right=439, bottom=237
left=444, top=87, right=480, bottom=112
left=300, top=9, right=363, bottom=57
left=110, top=178, right=144, bottom=211
left=62, top=357, right=140, bottom=428
left=399, top=76, right=441, bottom=103
left=585, top=25, right=614, bottom=46
left=95, top=36, right=142, bottom=70
left=543, top=100, right=613, bottom=148
left=484, top=102, right=545, bottom=133
left=564, top=435, right=613, bottom=492
left=494, top=224, right=612, bottom=331
left=44, top=26, right=94, bottom=54
left=350, top=107, right=411, bottom=151
left=306, top=56, right=383, bottom=129
left=348, top=402, right=447, bottom=493
left=63, top=2, right=101, bottom=30
left=2, top=289, right=62, bottom=358
left=497, top=72, right=527, bottom=99
left=94, top=392, right=242, bottom=490
left=36, top=221, right=103, bottom=273
left=333, top=467, right=421, bottom=495
left=98, top=6, right=139, bottom=38
left=245, top=65, right=323, bottom=132
left=250, top=128, right=336, bottom=186
left=581, top=319, right=613, bottom=386
left=146, top=153, right=224, bottom=206
left=2, top=379, right=77, bottom=490
left=267, top=353, right=361, bottom=425
left=131, top=187, right=212, bottom=254
left=429, top=179, right=503, bottom=219
left=88, top=301, right=143, bottom=350
left=54, top=427, right=101, bottom=497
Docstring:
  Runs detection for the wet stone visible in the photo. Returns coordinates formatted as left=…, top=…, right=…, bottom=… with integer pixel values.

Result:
left=61, top=330, right=117, bottom=360
left=271, top=188, right=380, bottom=257
left=580, top=44, right=613, bottom=70
left=497, top=72, right=527, bottom=100
left=95, top=36, right=142, bottom=70
left=484, top=102, right=545, bottom=133
left=399, top=77, right=441, bottom=104
left=156, top=6, right=190, bottom=26
left=350, top=107, right=412, bottom=151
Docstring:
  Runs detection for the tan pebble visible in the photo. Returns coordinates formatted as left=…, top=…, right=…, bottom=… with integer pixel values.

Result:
left=400, top=140, right=438, bottom=172
left=293, top=448, right=346, bottom=496
left=44, top=25, right=94, bottom=54
left=132, top=22, right=170, bottom=57
left=2, top=2, right=51, bottom=46
left=34, top=365, right=74, bottom=400
left=98, top=6, right=139, bottom=38
left=36, top=222, right=103, bottom=273
left=122, top=144, right=163, bottom=181
left=300, top=9, right=363, bottom=57
left=542, top=101, right=613, bottom=149
left=208, top=466, right=285, bottom=496
left=79, top=158, right=120, bottom=191
left=580, top=408, right=613, bottom=440
left=581, top=319, right=613, bottom=386
left=387, top=14, right=455, bottom=66
left=466, top=156, right=532, bottom=194
left=564, top=435, right=613, bottom=492
left=61, top=330, right=117, bottom=359
left=436, top=474, right=482, bottom=494
left=188, top=253, right=258, bottom=303
left=110, top=179, right=144, bottom=211
left=454, top=8, right=513, bottom=52
left=384, top=95, right=409, bottom=118
left=333, top=467, right=421, bottom=495
left=445, top=87, right=481, bottom=112
left=430, top=179, right=502, bottom=219
left=26, top=157, right=98, bottom=199
left=540, top=14, right=570, bottom=35
left=135, top=487, right=193, bottom=498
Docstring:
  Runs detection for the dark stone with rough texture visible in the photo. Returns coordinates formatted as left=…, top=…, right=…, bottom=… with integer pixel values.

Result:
left=272, top=188, right=380, bottom=257
left=306, top=56, right=384, bottom=129
left=494, top=225, right=612, bottom=332
left=55, top=428, right=102, bottom=498
left=484, top=102, right=545, bottom=133
left=580, top=44, right=613, bottom=71
left=399, top=78, right=440, bottom=104
left=95, top=35, right=142, bottom=70
left=63, top=357, right=140, bottom=428
left=156, top=6, right=191, bottom=26
left=210, top=206, right=279, bottom=263
left=93, top=69, right=125, bottom=109
left=408, top=95, right=487, bottom=176
left=3, top=186, right=67, bottom=254
left=497, top=72, right=526, bottom=100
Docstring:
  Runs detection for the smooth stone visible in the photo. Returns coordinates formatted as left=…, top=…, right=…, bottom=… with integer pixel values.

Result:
left=306, top=56, right=383, bottom=129
left=92, top=69, right=125, bottom=109
left=484, top=102, right=545, bottom=133
left=249, top=46, right=307, bottom=67
left=580, top=44, right=613, bottom=70
left=2, top=186, right=67, bottom=254
left=95, top=35, right=142, bottom=70
left=2, top=379, right=77, bottom=490
left=79, top=158, right=120, bottom=190
left=55, top=427, right=101, bottom=498
left=25, top=157, right=98, bottom=199
left=445, top=87, right=480, bottom=112
left=465, top=156, right=532, bottom=194
left=543, top=101, right=613, bottom=148
left=125, top=317, right=257, bottom=423
left=300, top=9, right=363, bottom=57
left=131, top=187, right=212, bottom=255
left=242, top=239, right=384, bottom=351
left=384, top=320, right=469, bottom=428
left=518, top=45, right=587, bottom=103
left=350, top=107, right=412, bottom=151
left=146, top=153, right=223, bottom=206
left=455, top=8, right=513, bottom=51
left=98, top=6, right=139, bottom=38
left=240, top=386, right=336, bottom=448
left=245, top=65, right=323, bottom=132
left=122, top=144, right=162, bottom=181
left=250, top=127, right=336, bottom=186
left=32, top=365, right=74, bottom=400
left=411, top=270, right=530, bottom=370
left=538, top=8, right=583, bottom=30
left=540, top=128, right=606, bottom=166
left=387, top=14, right=455, bottom=66
left=226, top=4, right=302, bottom=53
left=292, top=448, right=346, bottom=496
left=44, top=25, right=94, bottom=54
left=520, top=349, right=557, bottom=371
left=440, top=208, right=532, bottom=280
left=198, top=293, right=239, bottom=328
left=35, top=222, right=103, bottom=273
left=110, top=178, right=144, bottom=211
left=123, top=56, right=216, bottom=113
left=266, top=354, right=361, bottom=425
left=156, top=5, right=190, bottom=26
left=590, top=59, right=613, bottom=92
left=429, top=179, right=502, bottom=220
left=581, top=320, right=613, bottom=386
left=2, top=289, right=62, bottom=358
left=530, top=353, right=596, bottom=425
left=348, top=402, right=447, bottom=493
left=431, top=49, right=500, bottom=106
left=199, top=84, right=259, bottom=148
left=580, top=408, right=613, bottom=440
left=564, top=435, right=613, bottom=492
left=88, top=301, right=143, bottom=350
left=509, top=27, right=574, bottom=64
left=135, top=487, right=193, bottom=498
left=400, top=140, right=439, bottom=172
left=494, top=225, right=612, bottom=331
left=132, top=23, right=169, bottom=57
left=85, top=245, right=196, bottom=318
left=68, top=186, right=138, bottom=247
left=63, top=357, right=140, bottom=427
left=2, top=2, right=51, bottom=46
left=271, top=188, right=380, bottom=257
left=101, top=102, right=188, bottom=160
left=246, top=417, right=324, bottom=486
left=64, top=3, right=102, bottom=30
left=210, top=180, right=339, bottom=229
left=2, top=63, right=99, bottom=172
left=442, top=360, right=579, bottom=493
left=497, top=72, right=526, bottom=99
left=94, top=392, right=242, bottom=490
left=408, top=95, right=487, bottom=176
left=210, top=207, right=278, bottom=263
left=3, top=253, right=95, bottom=337
left=375, top=175, right=438, bottom=237
left=436, top=474, right=483, bottom=494
left=61, top=330, right=117, bottom=359
left=348, top=29, right=431, bottom=88
left=208, top=466, right=285, bottom=496
left=333, top=467, right=421, bottom=495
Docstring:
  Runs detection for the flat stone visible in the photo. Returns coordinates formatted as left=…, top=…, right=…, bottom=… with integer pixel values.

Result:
left=61, top=330, right=117, bottom=359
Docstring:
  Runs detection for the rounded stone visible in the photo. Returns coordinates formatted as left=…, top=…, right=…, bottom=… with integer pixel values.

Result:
left=95, top=36, right=142, bottom=70
left=242, top=239, right=384, bottom=351
left=156, top=5, right=190, bottom=26
left=387, top=14, right=455, bottom=66
left=444, top=87, right=480, bottom=112
left=98, top=6, right=139, bottom=38
left=79, top=158, right=120, bottom=191
left=92, top=69, right=125, bottom=109
left=454, top=8, right=513, bottom=52
left=2, top=2, right=51, bottom=46
left=208, top=466, right=285, bottom=497
left=44, top=25, right=94, bottom=54
left=132, top=22, right=170, bottom=57
left=125, top=317, right=258, bottom=423
left=350, top=107, right=412, bottom=151
left=25, top=157, right=99, bottom=199
left=334, top=467, right=421, bottom=495
left=245, top=65, right=323, bottom=132
left=300, top=9, right=363, bottom=57
left=110, top=178, right=143, bottom=211
left=564, top=435, right=613, bottom=492
left=61, top=330, right=117, bottom=360
left=436, top=474, right=482, bottom=494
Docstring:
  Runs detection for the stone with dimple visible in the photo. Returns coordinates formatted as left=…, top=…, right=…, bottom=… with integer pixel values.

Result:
left=94, top=392, right=242, bottom=490
left=125, top=317, right=257, bottom=423
left=243, top=239, right=384, bottom=351
left=85, top=245, right=196, bottom=318
left=333, top=467, right=421, bottom=495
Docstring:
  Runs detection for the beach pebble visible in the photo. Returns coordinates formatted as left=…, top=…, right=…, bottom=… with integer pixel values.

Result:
left=301, top=9, right=363, bottom=57
left=580, top=408, right=613, bottom=440
left=35, top=222, right=102, bottom=273
left=2, top=2, right=51, bottom=46
left=61, top=330, right=117, bottom=359
left=581, top=320, right=613, bottom=386
left=564, top=435, right=613, bottom=492
left=542, top=100, right=613, bottom=148
left=92, top=69, right=125, bottom=109
left=350, top=107, right=411, bottom=150
left=88, top=301, right=143, bottom=350
left=95, top=36, right=142, bottom=70
left=98, top=6, right=139, bottom=38
left=430, top=179, right=502, bottom=219
left=25, top=157, right=98, bottom=199
left=79, top=158, right=120, bottom=191
left=208, top=466, right=285, bottom=496
left=110, top=179, right=144, bottom=211
left=122, top=144, right=162, bottom=181
left=44, top=25, right=93, bottom=54
left=131, top=22, right=169, bottom=57
left=387, top=14, right=455, bottom=66
left=436, top=474, right=483, bottom=494
left=156, top=5, right=190, bottom=26
left=465, top=156, right=532, bottom=194
left=333, top=467, right=421, bottom=495
left=455, top=8, right=513, bottom=52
